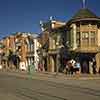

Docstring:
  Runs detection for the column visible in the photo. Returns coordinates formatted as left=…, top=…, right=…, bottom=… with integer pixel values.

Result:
left=80, top=32, right=82, bottom=48
left=89, top=61, right=93, bottom=74
left=89, top=31, right=91, bottom=47
left=47, top=54, right=49, bottom=72
left=95, top=53, right=100, bottom=73
left=50, top=56, right=55, bottom=72
left=56, top=52, right=60, bottom=74
left=72, top=24, right=77, bottom=49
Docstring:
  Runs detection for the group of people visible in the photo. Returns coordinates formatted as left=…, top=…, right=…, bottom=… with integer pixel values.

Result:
left=65, top=57, right=100, bottom=75
left=65, top=59, right=81, bottom=75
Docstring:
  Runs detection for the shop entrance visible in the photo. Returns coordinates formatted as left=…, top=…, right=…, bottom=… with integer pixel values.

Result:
left=79, top=53, right=94, bottom=73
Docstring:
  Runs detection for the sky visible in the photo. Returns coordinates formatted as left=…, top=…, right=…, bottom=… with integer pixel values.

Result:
left=0, top=0, right=100, bottom=38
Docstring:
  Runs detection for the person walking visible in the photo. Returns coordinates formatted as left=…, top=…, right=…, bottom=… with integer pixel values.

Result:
left=75, top=61, right=81, bottom=75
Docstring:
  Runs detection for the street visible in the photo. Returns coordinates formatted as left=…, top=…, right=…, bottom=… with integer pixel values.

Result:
left=0, top=72, right=100, bottom=100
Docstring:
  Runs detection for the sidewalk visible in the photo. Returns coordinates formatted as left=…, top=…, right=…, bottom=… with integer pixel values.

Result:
left=37, top=71, right=100, bottom=80
left=0, top=70, right=100, bottom=80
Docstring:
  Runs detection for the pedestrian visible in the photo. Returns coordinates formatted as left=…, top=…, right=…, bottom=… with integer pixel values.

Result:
left=99, top=68, right=100, bottom=74
left=70, top=59, right=76, bottom=75
left=92, top=58, right=96, bottom=74
left=38, top=62, right=43, bottom=72
left=70, top=59, right=76, bottom=68
left=68, top=60, right=74, bottom=75
left=75, top=61, right=81, bottom=75
left=65, top=63, right=69, bottom=75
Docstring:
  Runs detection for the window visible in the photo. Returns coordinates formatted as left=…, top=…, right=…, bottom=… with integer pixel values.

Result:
left=82, top=32, right=89, bottom=39
left=82, top=32, right=89, bottom=47
left=76, top=32, right=80, bottom=47
left=90, top=32, right=95, bottom=46
left=91, top=32, right=95, bottom=38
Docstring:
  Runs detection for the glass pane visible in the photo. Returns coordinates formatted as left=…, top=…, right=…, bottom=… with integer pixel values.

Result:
left=91, top=32, right=95, bottom=38
left=82, top=32, right=89, bottom=39
left=82, top=32, right=89, bottom=47
left=90, top=32, right=95, bottom=46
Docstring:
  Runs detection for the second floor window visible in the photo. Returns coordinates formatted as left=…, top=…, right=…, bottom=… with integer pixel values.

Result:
left=76, top=32, right=80, bottom=47
left=82, top=32, right=89, bottom=39
left=90, top=32, right=96, bottom=46
left=82, top=32, right=89, bottom=47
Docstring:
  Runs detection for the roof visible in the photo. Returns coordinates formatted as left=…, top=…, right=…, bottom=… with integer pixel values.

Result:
left=67, top=8, right=100, bottom=24
left=72, top=8, right=98, bottom=19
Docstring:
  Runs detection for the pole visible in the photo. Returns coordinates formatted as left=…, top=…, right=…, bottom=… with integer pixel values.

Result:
left=82, top=0, right=86, bottom=8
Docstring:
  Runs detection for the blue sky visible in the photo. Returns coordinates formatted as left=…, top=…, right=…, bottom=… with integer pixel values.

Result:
left=0, top=0, right=100, bottom=38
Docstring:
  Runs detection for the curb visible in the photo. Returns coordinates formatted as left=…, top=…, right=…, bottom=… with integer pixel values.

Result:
left=0, top=71, right=100, bottom=80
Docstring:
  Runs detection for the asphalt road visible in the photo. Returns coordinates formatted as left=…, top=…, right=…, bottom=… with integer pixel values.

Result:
left=0, top=72, right=100, bottom=100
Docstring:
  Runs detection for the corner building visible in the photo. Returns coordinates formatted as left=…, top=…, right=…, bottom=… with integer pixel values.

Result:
left=65, top=8, right=100, bottom=73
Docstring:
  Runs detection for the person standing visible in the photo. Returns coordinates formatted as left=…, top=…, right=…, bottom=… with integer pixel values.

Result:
left=75, top=61, right=81, bottom=74
left=67, top=59, right=75, bottom=75
left=92, top=58, right=96, bottom=74
left=65, top=62, right=69, bottom=75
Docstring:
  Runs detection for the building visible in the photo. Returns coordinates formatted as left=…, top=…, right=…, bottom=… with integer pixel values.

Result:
left=1, top=32, right=40, bottom=71
left=40, top=7, right=100, bottom=73
left=39, top=18, right=66, bottom=72
left=65, top=8, right=100, bottom=73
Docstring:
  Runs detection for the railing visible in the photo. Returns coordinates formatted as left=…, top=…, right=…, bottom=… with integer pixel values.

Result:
left=80, top=25, right=97, bottom=31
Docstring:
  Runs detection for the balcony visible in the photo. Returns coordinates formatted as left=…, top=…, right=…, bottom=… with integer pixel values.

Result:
left=75, top=46, right=97, bottom=53
left=80, top=25, right=97, bottom=32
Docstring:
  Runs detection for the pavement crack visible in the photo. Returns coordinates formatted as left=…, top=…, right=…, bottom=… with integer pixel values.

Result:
left=16, top=88, right=68, bottom=100
left=41, top=81, right=100, bottom=97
